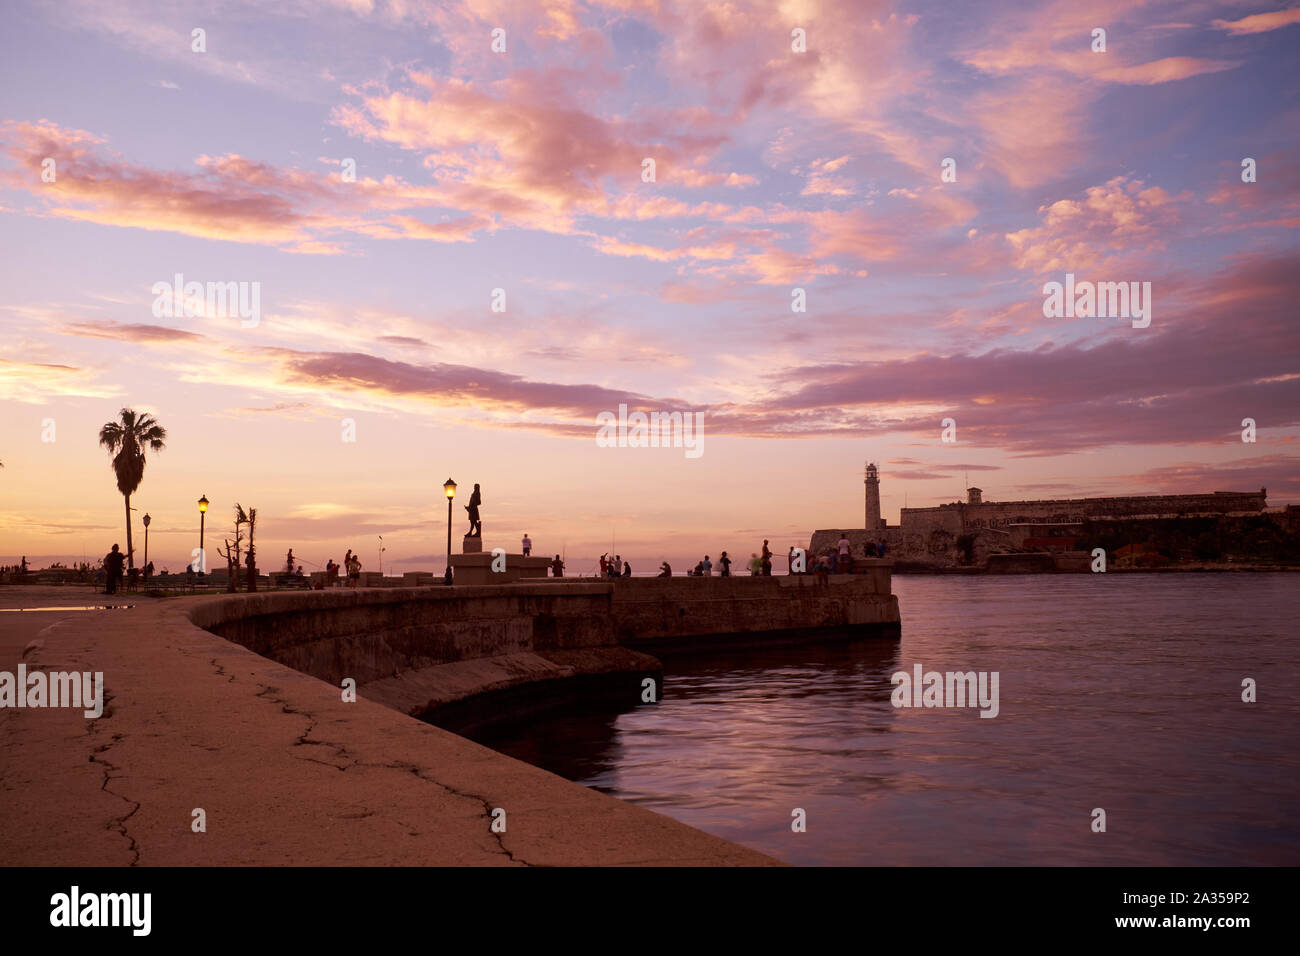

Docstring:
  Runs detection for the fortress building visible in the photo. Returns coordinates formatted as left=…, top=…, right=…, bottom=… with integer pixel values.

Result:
left=813, top=466, right=1270, bottom=569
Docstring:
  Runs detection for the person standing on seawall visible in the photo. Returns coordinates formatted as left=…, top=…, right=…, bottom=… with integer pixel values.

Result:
left=522, top=533, right=532, bottom=556
left=103, top=544, right=125, bottom=594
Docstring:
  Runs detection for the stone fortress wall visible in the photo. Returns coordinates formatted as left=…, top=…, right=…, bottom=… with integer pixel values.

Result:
left=902, top=490, right=1267, bottom=531
left=811, top=464, right=1270, bottom=569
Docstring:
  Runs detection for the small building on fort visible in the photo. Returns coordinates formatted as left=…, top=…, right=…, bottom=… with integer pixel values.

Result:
left=810, top=463, right=1270, bottom=569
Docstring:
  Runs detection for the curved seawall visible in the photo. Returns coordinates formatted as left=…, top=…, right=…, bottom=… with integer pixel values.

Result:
left=189, top=584, right=661, bottom=728
left=0, top=574, right=900, bottom=867
left=189, top=572, right=900, bottom=726
left=1, top=585, right=775, bottom=866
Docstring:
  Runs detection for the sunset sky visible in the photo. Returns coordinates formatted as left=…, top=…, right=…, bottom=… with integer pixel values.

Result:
left=1, top=0, right=1298, bottom=575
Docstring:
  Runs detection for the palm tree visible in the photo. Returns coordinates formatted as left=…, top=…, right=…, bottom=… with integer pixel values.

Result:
left=98, top=409, right=167, bottom=571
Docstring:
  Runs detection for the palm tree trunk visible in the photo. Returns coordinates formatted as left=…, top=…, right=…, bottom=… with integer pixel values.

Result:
left=123, top=494, right=135, bottom=570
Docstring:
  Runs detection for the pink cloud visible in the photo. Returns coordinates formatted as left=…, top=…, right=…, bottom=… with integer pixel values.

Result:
left=1005, top=177, right=1181, bottom=274
left=62, top=322, right=206, bottom=343
left=0, top=120, right=447, bottom=253
left=332, top=70, right=746, bottom=236
left=1096, top=56, right=1239, bottom=85
left=1213, top=8, right=1300, bottom=35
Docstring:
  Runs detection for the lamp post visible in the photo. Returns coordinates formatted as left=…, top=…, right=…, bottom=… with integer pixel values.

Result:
left=142, top=513, right=151, bottom=569
left=197, top=495, right=209, bottom=576
left=443, top=478, right=457, bottom=585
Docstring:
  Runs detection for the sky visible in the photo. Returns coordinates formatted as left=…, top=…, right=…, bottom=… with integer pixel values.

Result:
left=0, top=0, right=1297, bottom=576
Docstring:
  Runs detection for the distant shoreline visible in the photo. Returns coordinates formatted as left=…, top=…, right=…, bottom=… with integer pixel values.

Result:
left=893, top=563, right=1300, bottom=574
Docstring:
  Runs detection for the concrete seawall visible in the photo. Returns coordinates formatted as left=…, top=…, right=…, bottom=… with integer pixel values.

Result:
left=190, top=572, right=900, bottom=724
left=0, top=586, right=775, bottom=866
left=612, top=572, right=900, bottom=649
left=192, top=583, right=624, bottom=685
left=2, top=572, right=899, bottom=867
left=191, top=584, right=662, bottom=730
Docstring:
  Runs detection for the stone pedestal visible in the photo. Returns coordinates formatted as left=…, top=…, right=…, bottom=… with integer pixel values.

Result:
left=449, top=553, right=554, bottom=585
left=462, top=535, right=483, bottom=554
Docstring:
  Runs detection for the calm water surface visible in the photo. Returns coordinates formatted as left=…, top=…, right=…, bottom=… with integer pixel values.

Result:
left=470, top=574, right=1300, bottom=865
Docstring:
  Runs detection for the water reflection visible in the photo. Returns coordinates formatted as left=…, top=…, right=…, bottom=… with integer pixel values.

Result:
left=466, top=574, right=1300, bottom=866
left=472, top=637, right=902, bottom=789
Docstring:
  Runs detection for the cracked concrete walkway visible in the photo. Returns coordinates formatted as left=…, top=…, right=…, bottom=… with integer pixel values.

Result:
left=0, top=587, right=776, bottom=866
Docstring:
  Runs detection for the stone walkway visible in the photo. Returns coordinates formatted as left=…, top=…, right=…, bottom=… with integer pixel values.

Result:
left=0, top=587, right=776, bottom=866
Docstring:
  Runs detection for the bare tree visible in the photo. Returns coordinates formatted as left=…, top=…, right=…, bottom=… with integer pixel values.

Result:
left=244, top=506, right=258, bottom=592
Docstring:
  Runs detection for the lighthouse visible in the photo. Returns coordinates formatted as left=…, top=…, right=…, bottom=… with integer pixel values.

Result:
left=865, top=462, right=882, bottom=530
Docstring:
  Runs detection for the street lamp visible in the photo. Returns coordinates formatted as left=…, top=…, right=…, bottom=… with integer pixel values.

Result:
left=142, top=513, right=151, bottom=569
left=197, top=495, right=209, bottom=576
left=443, top=478, right=457, bottom=585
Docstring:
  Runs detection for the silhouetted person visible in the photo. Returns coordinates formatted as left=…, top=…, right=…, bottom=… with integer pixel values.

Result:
left=622, top=560, right=631, bottom=577
left=285, top=549, right=296, bottom=573
left=658, top=562, right=672, bottom=577
left=551, top=555, right=564, bottom=578
left=465, top=483, right=482, bottom=537
left=522, top=533, right=532, bottom=556
left=761, top=539, right=772, bottom=576
left=103, top=544, right=125, bottom=594
left=719, top=551, right=732, bottom=576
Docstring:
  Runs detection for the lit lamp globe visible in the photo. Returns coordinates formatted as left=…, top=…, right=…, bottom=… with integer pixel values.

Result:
left=442, top=478, right=457, bottom=586
left=197, top=495, right=210, bottom=577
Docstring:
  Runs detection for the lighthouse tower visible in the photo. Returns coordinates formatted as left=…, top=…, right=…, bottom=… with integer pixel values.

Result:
left=864, top=462, right=881, bottom=530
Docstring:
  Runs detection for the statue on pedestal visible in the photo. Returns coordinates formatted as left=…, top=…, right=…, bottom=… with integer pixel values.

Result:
left=465, top=483, right=482, bottom=537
